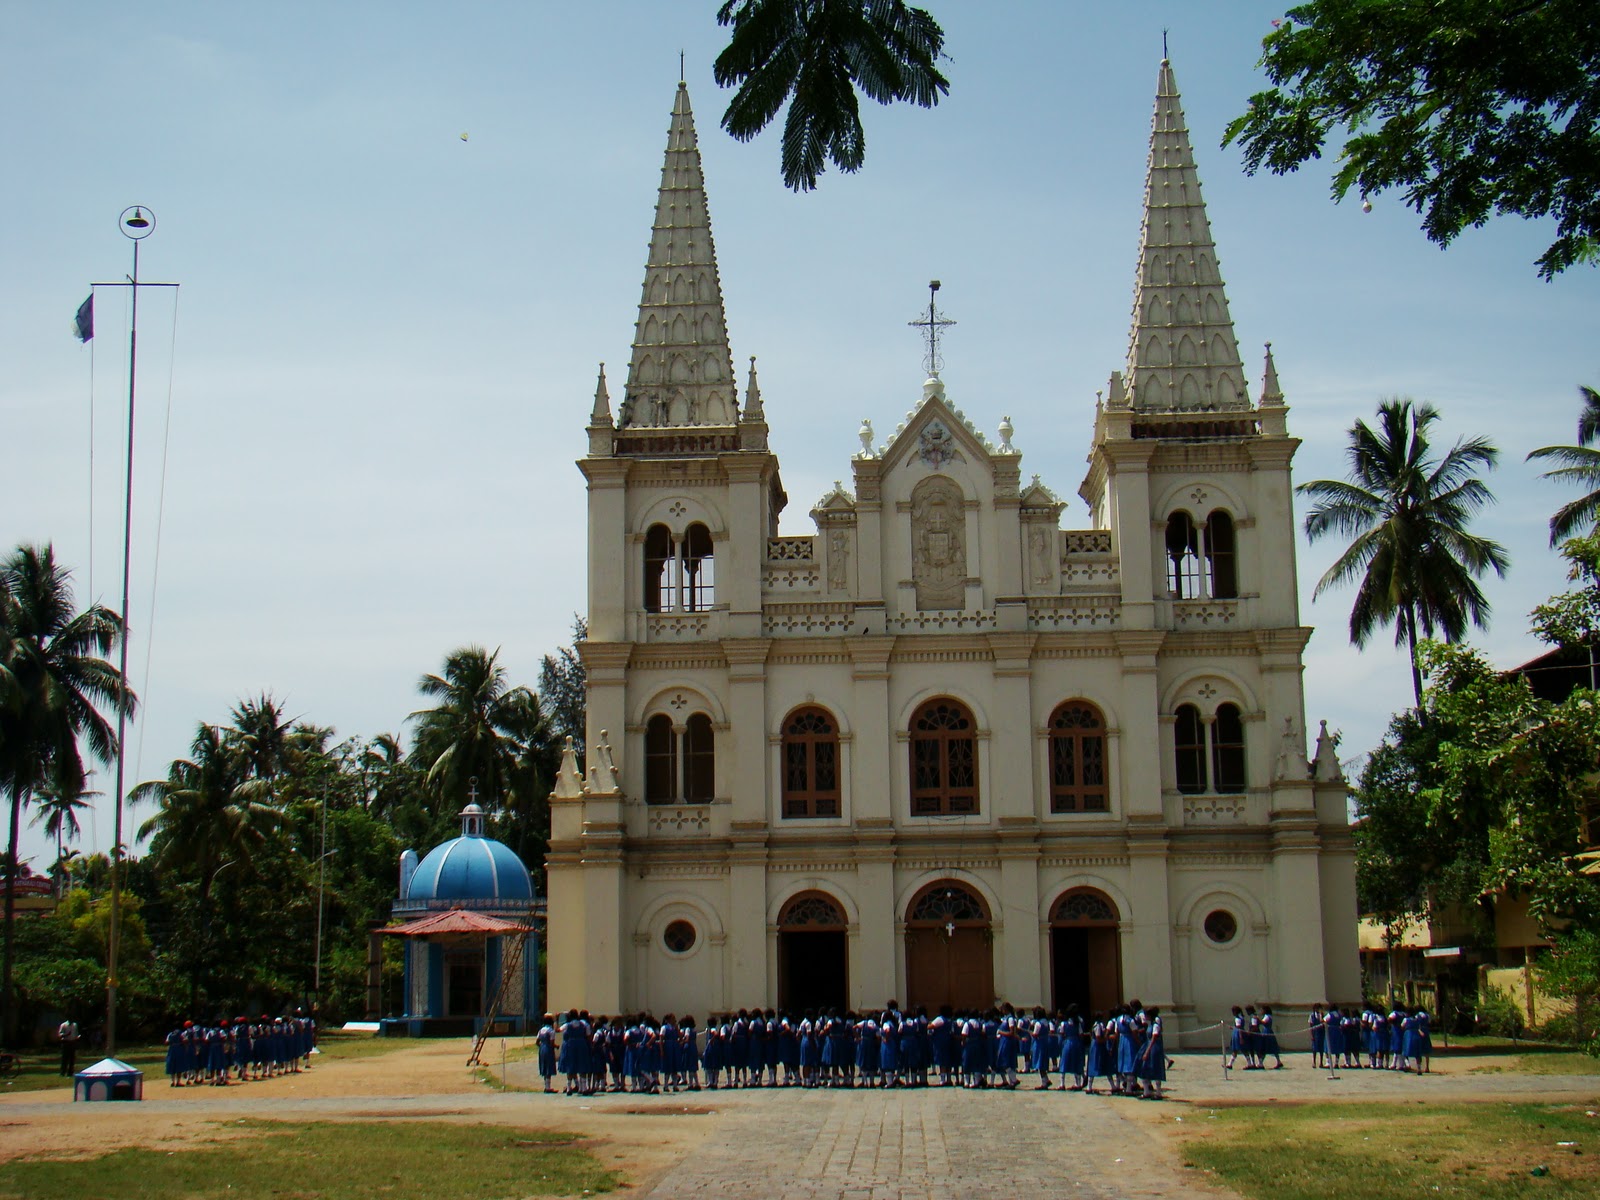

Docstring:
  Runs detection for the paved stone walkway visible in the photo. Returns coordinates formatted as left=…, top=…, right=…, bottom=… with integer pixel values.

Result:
left=629, top=1085, right=1213, bottom=1200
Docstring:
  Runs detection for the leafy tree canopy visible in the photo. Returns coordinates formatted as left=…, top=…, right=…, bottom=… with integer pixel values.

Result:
left=1225, top=0, right=1600, bottom=278
left=715, top=0, right=949, bottom=191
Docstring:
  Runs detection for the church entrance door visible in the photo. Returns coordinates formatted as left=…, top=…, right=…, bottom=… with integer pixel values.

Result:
left=904, top=883, right=993, bottom=1012
left=777, top=893, right=849, bottom=1013
left=1048, top=889, right=1121, bottom=1016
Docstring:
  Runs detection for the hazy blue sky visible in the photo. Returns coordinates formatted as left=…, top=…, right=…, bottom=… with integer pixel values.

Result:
left=4, top=1, right=1597, bottom=867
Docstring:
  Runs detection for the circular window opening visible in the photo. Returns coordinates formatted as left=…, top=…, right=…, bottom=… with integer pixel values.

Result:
left=663, top=920, right=697, bottom=954
left=1203, top=910, right=1238, bottom=945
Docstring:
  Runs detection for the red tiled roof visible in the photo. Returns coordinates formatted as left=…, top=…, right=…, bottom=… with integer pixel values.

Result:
left=377, top=909, right=530, bottom=937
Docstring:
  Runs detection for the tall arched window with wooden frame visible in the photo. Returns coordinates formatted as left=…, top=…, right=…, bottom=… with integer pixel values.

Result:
left=781, top=707, right=841, bottom=818
left=1165, top=511, right=1202, bottom=598
left=683, top=712, right=716, bottom=801
left=1174, top=704, right=1207, bottom=795
left=644, top=524, right=673, bottom=613
left=1049, top=701, right=1108, bottom=812
left=1211, top=703, right=1246, bottom=793
left=682, top=522, right=715, bottom=611
left=644, top=713, right=677, bottom=803
left=910, top=698, right=978, bottom=815
left=1205, top=511, right=1237, bottom=599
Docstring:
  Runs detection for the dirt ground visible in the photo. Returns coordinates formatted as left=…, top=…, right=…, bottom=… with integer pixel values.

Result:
left=1, top=1041, right=1595, bottom=1195
left=0, top=1039, right=711, bottom=1190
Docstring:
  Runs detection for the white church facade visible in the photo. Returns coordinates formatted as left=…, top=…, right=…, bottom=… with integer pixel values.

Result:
left=546, top=61, right=1360, bottom=1039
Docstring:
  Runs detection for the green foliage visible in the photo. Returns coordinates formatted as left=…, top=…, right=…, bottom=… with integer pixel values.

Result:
left=539, top=615, right=587, bottom=757
left=1472, top=983, right=1527, bottom=1039
left=1529, top=388, right=1600, bottom=545
left=1225, top=0, right=1600, bottom=279
left=1537, top=926, right=1600, bottom=1054
left=714, top=0, right=949, bottom=191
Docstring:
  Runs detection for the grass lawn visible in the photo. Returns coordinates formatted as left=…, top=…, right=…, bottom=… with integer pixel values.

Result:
left=1182, top=1100, right=1600, bottom=1199
left=1470, top=1053, right=1600, bottom=1076
left=0, top=1119, right=618, bottom=1199
left=1, top=1030, right=406, bottom=1094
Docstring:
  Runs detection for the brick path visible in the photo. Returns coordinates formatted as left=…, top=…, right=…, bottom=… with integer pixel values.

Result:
left=630, top=1085, right=1215, bottom=1200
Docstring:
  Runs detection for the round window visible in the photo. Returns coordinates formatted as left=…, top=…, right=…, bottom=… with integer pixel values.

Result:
left=663, top=920, right=697, bottom=954
left=1203, top=909, right=1238, bottom=945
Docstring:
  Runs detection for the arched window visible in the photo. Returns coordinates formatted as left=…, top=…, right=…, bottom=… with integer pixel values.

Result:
left=1206, top=511, right=1237, bottom=599
left=1049, top=702, right=1108, bottom=813
left=1174, top=704, right=1207, bottom=795
left=782, top=707, right=841, bottom=818
left=1051, top=889, right=1119, bottom=925
left=682, top=523, right=715, bottom=611
left=683, top=712, right=715, bottom=801
left=779, top=892, right=847, bottom=928
left=645, top=714, right=677, bottom=803
left=1211, top=703, right=1246, bottom=792
left=644, top=524, right=673, bottom=613
left=908, top=883, right=988, bottom=924
left=910, top=699, right=978, bottom=815
left=1165, top=512, right=1202, bottom=598
left=644, top=711, right=716, bottom=804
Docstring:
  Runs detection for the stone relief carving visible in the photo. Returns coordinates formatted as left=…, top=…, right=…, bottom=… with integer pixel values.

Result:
left=828, top=530, right=849, bottom=591
left=918, top=419, right=964, bottom=469
left=911, top=476, right=966, bottom=610
left=1028, top=524, right=1051, bottom=586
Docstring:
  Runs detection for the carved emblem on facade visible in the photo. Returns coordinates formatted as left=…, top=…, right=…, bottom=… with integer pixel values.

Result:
left=918, top=419, right=964, bottom=469
left=911, top=475, right=966, bottom=610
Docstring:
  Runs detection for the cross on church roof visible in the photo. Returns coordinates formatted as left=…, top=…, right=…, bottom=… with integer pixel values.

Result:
left=908, top=280, right=956, bottom=376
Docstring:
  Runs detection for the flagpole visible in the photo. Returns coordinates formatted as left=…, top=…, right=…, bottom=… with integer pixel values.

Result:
left=105, top=206, right=153, bottom=1059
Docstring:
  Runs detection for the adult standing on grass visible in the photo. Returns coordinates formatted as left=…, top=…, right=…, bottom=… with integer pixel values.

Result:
left=56, top=1015, right=79, bottom=1075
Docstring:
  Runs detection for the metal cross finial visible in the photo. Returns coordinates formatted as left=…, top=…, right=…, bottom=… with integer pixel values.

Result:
left=680, top=50, right=685, bottom=82
left=468, top=776, right=479, bottom=805
left=1163, top=29, right=1169, bottom=60
left=908, top=279, right=955, bottom=376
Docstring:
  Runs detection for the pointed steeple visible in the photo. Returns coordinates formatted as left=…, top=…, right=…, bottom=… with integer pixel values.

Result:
left=1125, top=58, right=1248, bottom=413
left=590, top=363, right=613, bottom=427
left=1259, top=342, right=1284, bottom=407
left=741, top=356, right=764, bottom=422
left=620, top=81, right=738, bottom=431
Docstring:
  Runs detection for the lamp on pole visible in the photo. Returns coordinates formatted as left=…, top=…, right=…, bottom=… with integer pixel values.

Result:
left=105, top=205, right=154, bottom=1058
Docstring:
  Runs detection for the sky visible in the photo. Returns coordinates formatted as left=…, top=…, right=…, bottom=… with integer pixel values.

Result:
left=4, top=1, right=1598, bottom=869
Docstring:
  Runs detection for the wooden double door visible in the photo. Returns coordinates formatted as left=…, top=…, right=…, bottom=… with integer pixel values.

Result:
left=905, top=926, right=994, bottom=1012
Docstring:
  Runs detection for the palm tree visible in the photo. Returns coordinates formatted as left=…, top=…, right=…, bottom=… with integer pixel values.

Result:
left=132, top=723, right=279, bottom=1006
left=714, top=0, right=950, bottom=191
left=1297, top=399, right=1510, bottom=712
left=0, top=543, right=132, bottom=1046
left=31, top=780, right=96, bottom=897
left=1527, top=385, right=1600, bottom=545
left=409, top=647, right=536, bottom=817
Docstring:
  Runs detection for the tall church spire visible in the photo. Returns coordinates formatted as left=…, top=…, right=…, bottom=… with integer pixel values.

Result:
left=618, top=81, right=738, bottom=431
left=1125, top=58, right=1248, bottom=413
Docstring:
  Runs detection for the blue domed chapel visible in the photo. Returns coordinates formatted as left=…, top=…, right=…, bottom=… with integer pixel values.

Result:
left=379, top=803, right=543, bottom=1037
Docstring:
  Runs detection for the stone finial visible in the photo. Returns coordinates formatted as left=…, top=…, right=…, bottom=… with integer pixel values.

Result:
left=1313, top=720, right=1344, bottom=783
left=997, top=415, right=1015, bottom=454
left=923, top=375, right=946, bottom=402
left=742, top=356, right=764, bottom=422
left=586, top=730, right=621, bottom=795
left=552, top=735, right=585, bottom=800
left=590, top=363, right=613, bottom=428
left=1259, top=342, right=1285, bottom=407
left=856, top=419, right=876, bottom=459
left=1107, top=370, right=1129, bottom=410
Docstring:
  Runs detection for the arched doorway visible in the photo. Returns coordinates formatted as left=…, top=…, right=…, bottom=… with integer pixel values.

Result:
left=1049, top=889, right=1122, bottom=1017
left=905, top=882, right=994, bottom=1012
left=778, top=892, right=849, bottom=1013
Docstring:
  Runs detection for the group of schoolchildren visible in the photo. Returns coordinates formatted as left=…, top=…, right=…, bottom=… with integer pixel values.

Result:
left=161, top=1012, right=317, bottom=1086
left=537, top=1001, right=1172, bottom=1101
left=1306, top=1002, right=1434, bottom=1073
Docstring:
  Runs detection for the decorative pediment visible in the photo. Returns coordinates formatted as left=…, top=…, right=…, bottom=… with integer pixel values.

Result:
left=1020, top=474, right=1063, bottom=511
left=879, top=384, right=995, bottom=474
left=811, top=480, right=857, bottom=515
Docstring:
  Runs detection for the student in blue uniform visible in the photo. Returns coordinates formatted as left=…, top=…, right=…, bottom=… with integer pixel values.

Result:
left=536, top=1014, right=557, bottom=1092
left=1259, top=1004, right=1284, bottom=1068
left=1136, top=1006, right=1167, bottom=1099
